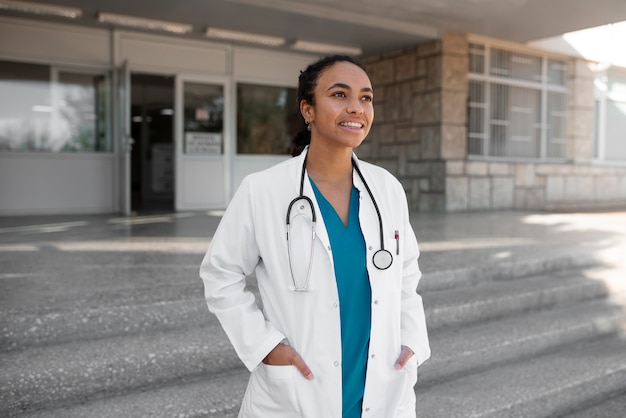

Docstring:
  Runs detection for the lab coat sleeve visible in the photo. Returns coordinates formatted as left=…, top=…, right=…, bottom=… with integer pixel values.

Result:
left=399, top=190, right=431, bottom=366
left=199, top=176, right=285, bottom=371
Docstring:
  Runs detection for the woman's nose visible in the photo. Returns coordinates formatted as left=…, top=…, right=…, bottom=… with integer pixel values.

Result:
left=346, top=97, right=364, bottom=114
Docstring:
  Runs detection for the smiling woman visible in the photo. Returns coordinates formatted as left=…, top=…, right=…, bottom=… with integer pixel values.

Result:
left=200, top=54, right=430, bottom=418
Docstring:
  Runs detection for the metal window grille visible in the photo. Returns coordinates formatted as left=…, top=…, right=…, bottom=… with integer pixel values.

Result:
left=468, top=42, right=569, bottom=159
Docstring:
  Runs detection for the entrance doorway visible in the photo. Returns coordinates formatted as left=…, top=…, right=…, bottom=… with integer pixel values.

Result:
left=130, top=74, right=175, bottom=213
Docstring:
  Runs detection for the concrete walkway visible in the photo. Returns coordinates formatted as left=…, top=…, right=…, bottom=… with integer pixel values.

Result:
left=1, top=209, right=625, bottom=310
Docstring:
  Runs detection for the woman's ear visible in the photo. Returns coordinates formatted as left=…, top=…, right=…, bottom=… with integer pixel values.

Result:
left=300, top=100, right=313, bottom=123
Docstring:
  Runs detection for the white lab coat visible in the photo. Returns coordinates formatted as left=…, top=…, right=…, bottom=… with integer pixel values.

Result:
left=200, top=149, right=430, bottom=417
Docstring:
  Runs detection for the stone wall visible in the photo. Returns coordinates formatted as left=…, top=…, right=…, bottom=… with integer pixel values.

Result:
left=360, top=31, right=468, bottom=211
left=361, top=32, right=626, bottom=212
left=446, top=160, right=626, bottom=211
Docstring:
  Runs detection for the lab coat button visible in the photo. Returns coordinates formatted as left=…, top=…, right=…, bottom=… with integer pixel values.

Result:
left=334, top=361, right=339, bottom=367
left=333, top=302, right=338, bottom=308
left=368, top=245, right=373, bottom=251
left=373, top=300, right=379, bottom=305
left=364, top=407, right=370, bottom=412
left=370, top=353, right=375, bottom=358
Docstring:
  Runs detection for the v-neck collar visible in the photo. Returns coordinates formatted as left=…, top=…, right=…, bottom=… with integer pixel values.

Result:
left=309, top=179, right=359, bottom=229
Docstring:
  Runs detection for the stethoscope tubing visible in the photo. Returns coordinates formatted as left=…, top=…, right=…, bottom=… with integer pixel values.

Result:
left=285, top=156, right=393, bottom=291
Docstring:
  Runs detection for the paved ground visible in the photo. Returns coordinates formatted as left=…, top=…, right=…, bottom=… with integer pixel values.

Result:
left=1, top=209, right=626, bottom=417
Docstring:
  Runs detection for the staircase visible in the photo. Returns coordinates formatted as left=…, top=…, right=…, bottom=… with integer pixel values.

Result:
left=1, top=241, right=626, bottom=417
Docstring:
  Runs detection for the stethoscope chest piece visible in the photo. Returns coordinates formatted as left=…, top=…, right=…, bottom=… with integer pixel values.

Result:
left=372, top=248, right=393, bottom=270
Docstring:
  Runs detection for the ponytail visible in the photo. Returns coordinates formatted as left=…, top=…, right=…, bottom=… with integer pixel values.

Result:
left=290, top=128, right=310, bottom=156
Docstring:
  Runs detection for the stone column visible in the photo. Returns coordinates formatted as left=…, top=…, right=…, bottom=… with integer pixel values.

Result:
left=568, top=59, right=595, bottom=163
left=362, top=31, right=468, bottom=212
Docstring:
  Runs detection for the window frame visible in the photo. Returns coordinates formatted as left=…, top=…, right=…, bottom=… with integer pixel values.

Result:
left=467, top=40, right=570, bottom=161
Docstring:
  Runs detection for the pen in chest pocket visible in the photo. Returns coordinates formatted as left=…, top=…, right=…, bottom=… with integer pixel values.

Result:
left=394, top=230, right=399, bottom=255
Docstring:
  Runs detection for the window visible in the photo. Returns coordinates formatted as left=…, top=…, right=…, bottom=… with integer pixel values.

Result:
left=594, top=70, right=626, bottom=162
left=236, top=83, right=303, bottom=155
left=603, top=71, right=626, bottom=161
left=0, top=60, right=111, bottom=153
left=182, top=81, right=224, bottom=155
left=467, top=43, right=569, bottom=159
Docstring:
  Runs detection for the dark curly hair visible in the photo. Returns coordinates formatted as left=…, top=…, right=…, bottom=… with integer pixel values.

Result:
left=290, top=55, right=368, bottom=156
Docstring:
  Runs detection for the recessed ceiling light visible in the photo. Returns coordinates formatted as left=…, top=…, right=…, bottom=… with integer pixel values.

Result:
left=0, top=0, right=82, bottom=19
left=291, top=40, right=362, bottom=56
left=97, top=12, right=193, bottom=34
left=205, top=27, right=285, bottom=47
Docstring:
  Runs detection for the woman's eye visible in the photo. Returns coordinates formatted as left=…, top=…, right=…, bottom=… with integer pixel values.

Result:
left=361, top=95, right=373, bottom=102
left=332, top=91, right=346, bottom=98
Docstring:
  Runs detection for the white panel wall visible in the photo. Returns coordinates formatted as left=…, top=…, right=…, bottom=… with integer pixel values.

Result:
left=0, top=153, right=115, bottom=215
left=178, top=158, right=225, bottom=210
left=0, top=17, right=109, bottom=67
left=117, top=32, right=228, bottom=74
left=232, top=155, right=291, bottom=193
left=234, top=47, right=317, bottom=84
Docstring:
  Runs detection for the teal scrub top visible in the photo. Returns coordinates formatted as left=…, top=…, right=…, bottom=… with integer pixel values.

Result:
left=310, top=180, right=372, bottom=418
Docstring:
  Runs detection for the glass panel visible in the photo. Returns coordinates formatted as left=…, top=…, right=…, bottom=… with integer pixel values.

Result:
left=509, top=86, right=541, bottom=158
left=236, top=83, right=302, bottom=155
left=182, top=82, right=224, bottom=155
left=490, top=48, right=542, bottom=82
left=0, top=60, right=110, bottom=153
left=0, top=61, right=51, bottom=152
left=548, top=59, right=567, bottom=86
left=547, top=92, right=568, bottom=158
left=604, top=99, right=626, bottom=161
left=489, top=83, right=541, bottom=158
left=468, top=43, right=485, bottom=74
left=56, top=71, right=111, bottom=152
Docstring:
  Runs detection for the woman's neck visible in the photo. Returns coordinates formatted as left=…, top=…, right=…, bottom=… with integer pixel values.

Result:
left=305, top=142, right=353, bottom=184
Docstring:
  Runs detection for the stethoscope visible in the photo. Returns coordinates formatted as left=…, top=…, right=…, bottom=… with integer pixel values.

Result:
left=286, top=156, right=393, bottom=292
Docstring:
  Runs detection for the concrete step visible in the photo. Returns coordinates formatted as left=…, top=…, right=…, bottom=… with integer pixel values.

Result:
left=419, top=253, right=597, bottom=292
left=0, top=296, right=211, bottom=353
left=3, top=278, right=621, bottom=417
left=425, top=268, right=609, bottom=330
left=415, top=332, right=626, bottom=418
left=562, top=391, right=626, bottom=418
left=0, top=325, right=244, bottom=416
left=420, top=296, right=626, bottom=385
left=1, top=259, right=618, bottom=416
left=1, top=260, right=601, bottom=353
left=21, top=371, right=246, bottom=418
left=11, top=312, right=626, bottom=418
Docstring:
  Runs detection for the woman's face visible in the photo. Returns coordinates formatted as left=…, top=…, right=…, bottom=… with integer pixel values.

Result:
left=303, top=61, right=374, bottom=151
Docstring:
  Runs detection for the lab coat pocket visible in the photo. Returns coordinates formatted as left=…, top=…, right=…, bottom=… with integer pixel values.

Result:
left=395, top=355, right=418, bottom=417
left=239, top=364, right=300, bottom=417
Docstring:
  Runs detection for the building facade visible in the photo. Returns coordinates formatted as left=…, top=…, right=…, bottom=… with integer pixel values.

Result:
left=1, top=17, right=625, bottom=215
left=361, top=32, right=626, bottom=211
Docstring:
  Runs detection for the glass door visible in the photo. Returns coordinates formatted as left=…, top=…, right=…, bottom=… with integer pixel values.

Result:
left=175, top=75, right=230, bottom=210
